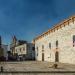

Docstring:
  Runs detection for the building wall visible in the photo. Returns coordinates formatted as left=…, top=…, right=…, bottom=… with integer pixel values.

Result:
left=15, top=43, right=35, bottom=60
left=15, top=44, right=27, bottom=55
left=35, top=17, right=75, bottom=64
left=27, top=43, right=35, bottom=59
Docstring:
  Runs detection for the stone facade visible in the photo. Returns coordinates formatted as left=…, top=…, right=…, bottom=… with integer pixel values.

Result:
left=15, top=44, right=27, bottom=60
left=34, top=16, right=75, bottom=64
left=10, top=36, right=35, bottom=60
left=15, top=44, right=27, bottom=55
left=15, top=43, right=35, bottom=60
left=10, top=36, right=27, bottom=55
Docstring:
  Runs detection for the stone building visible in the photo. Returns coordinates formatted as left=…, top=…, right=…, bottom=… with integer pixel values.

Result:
left=10, top=36, right=35, bottom=60
left=15, top=43, right=35, bottom=60
left=34, top=15, right=75, bottom=64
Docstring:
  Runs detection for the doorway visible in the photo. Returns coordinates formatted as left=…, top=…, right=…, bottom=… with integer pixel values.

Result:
left=42, top=53, right=44, bottom=61
left=55, top=51, right=59, bottom=62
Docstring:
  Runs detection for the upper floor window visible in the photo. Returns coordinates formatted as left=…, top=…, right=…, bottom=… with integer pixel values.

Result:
left=42, top=45, right=44, bottom=50
left=49, top=43, right=51, bottom=49
left=73, top=35, right=75, bottom=47
left=56, top=40, right=58, bottom=49
left=20, top=48, right=21, bottom=52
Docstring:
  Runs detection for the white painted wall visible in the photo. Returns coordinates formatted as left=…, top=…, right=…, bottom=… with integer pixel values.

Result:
left=15, top=44, right=27, bottom=55
left=15, top=43, right=35, bottom=60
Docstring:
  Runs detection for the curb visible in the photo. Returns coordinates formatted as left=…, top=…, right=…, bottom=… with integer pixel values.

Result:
left=0, top=71, right=75, bottom=73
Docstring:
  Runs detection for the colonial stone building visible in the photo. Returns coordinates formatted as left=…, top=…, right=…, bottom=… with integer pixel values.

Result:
left=15, top=43, right=35, bottom=60
left=10, top=36, right=35, bottom=60
left=34, top=15, right=75, bottom=64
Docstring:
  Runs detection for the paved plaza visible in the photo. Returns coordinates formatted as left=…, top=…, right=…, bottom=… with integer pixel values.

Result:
left=0, top=61, right=75, bottom=72
left=0, top=61, right=75, bottom=75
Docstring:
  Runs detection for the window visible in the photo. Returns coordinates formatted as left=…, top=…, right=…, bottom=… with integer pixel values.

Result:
left=56, top=40, right=58, bottom=49
left=73, top=35, right=75, bottom=47
left=32, top=47, right=35, bottom=51
left=20, top=48, right=21, bottom=52
left=23, top=47, right=25, bottom=51
left=15, top=49, right=17, bottom=53
left=36, top=47, right=38, bottom=56
left=42, top=45, right=44, bottom=49
left=49, top=43, right=51, bottom=49
left=36, top=47, right=38, bottom=50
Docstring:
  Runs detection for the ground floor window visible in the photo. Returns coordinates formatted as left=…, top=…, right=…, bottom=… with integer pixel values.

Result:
left=55, top=51, right=59, bottom=62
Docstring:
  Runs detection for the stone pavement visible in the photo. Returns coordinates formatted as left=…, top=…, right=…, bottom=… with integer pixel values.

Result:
left=0, top=61, right=75, bottom=72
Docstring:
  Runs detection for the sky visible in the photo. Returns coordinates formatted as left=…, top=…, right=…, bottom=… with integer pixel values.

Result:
left=0, top=0, right=75, bottom=44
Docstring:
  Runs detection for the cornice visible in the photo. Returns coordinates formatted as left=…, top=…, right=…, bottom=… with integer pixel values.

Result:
left=34, top=15, right=75, bottom=42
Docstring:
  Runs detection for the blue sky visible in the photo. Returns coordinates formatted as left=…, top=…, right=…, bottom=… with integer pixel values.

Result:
left=0, top=0, right=75, bottom=44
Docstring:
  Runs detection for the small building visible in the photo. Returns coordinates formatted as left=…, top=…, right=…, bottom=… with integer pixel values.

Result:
left=34, top=15, right=75, bottom=64
left=15, top=43, right=35, bottom=60
left=15, top=44, right=27, bottom=60
left=10, top=36, right=35, bottom=61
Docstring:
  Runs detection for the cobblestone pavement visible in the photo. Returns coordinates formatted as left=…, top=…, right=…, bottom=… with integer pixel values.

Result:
left=0, top=61, right=75, bottom=75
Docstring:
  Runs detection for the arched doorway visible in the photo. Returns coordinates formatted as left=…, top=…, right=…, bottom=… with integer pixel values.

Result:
left=55, top=51, right=59, bottom=62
